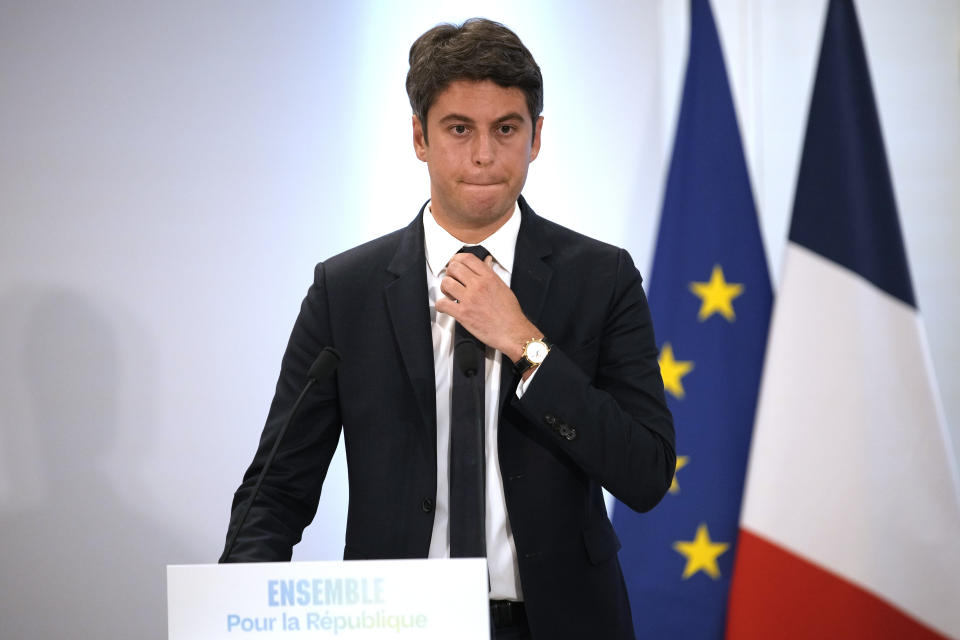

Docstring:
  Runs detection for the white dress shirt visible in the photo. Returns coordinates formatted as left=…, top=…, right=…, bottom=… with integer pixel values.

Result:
left=423, top=202, right=533, bottom=601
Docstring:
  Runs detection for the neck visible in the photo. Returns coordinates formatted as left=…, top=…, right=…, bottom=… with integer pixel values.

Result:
left=429, top=203, right=517, bottom=245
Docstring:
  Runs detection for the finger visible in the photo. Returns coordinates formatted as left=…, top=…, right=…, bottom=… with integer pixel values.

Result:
left=444, top=260, right=478, bottom=286
left=447, top=252, right=488, bottom=274
left=440, top=275, right=466, bottom=302
left=435, top=297, right=459, bottom=318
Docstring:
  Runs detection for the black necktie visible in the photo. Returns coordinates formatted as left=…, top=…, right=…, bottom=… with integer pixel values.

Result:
left=449, top=245, right=489, bottom=558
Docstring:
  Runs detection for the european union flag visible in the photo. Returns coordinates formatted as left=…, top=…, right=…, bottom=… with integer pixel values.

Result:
left=611, top=0, right=772, bottom=637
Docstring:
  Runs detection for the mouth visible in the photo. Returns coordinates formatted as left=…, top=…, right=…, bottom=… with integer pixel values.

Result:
left=462, top=180, right=503, bottom=187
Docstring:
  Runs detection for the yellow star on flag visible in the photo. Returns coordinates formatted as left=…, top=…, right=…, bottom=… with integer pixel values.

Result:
left=669, top=455, right=689, bottom=494
left=658, top=343, right=694, bottom=399
left=673, top=523, right=730, bottom=579
left=689, top=264, right=744, bottom=321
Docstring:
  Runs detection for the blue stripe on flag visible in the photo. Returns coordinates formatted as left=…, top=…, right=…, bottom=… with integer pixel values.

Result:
left=789, top=0, right=916, bottom=308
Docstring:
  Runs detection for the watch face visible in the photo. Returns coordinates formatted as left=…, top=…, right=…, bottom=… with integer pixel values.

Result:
left=527, top=341, right=549, bottom=364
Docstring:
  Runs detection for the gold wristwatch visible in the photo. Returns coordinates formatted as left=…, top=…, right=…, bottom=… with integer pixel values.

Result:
left=513, top=337, right=551, bottom=375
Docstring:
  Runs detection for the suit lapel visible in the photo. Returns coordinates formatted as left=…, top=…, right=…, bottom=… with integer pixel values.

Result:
left=499, top=197, right=553, bottom=413
left=384, top=207, right=437, bottom=462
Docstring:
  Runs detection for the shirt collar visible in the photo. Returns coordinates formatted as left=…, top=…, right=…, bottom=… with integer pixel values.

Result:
left=423, top=201, right=520, bottom=277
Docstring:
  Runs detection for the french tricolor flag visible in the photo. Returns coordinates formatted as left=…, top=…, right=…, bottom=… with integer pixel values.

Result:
left=726, top=1, right=960, bottom=639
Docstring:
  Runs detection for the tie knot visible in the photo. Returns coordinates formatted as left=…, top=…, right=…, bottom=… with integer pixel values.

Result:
left=458, top=245, right=490, bottom=260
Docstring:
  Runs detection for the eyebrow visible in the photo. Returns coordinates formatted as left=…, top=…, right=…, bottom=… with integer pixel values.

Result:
left=437, top=112, right=527, bottom=125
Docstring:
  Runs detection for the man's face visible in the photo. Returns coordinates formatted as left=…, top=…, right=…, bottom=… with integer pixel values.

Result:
left=413, top=79, right=543, bottom=241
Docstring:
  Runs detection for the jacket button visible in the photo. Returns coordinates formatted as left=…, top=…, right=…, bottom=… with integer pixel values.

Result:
left=558, top=423, right=577, bottom=440
left=544, top=413, right=557, bottom=425
left=421, top=498, right=434, bottom=513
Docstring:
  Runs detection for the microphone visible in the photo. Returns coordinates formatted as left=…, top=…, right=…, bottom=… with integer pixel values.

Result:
left=220, top=346, right=341, bottom=563
left=308, top=347, right=341, bottom=381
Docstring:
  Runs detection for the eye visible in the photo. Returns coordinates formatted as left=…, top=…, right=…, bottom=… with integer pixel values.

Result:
left=451, top=124, right=468, bottom=135
left=498, top=125, right=515, bottom=135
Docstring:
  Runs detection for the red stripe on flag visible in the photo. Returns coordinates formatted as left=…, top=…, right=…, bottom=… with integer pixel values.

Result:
left=726, top=529, right=949, bottom=640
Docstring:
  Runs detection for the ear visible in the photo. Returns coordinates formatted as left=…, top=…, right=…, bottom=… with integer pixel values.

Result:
left=412, top=115, right=428, bottom=162
left=529, top=116, right=544, bottom=162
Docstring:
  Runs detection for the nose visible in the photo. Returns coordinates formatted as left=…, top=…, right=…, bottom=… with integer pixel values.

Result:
left=471, top=131, right=494, bottom=167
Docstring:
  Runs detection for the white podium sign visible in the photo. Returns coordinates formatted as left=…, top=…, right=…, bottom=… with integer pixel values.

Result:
left=167, top=558, right=489, bottom=639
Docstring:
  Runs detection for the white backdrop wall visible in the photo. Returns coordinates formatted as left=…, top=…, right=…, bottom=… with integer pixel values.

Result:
left=1, top=1, right=957, bottom=638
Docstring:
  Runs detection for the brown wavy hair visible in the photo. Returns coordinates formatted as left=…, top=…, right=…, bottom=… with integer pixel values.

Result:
left=405, top=18, right=543, bottom=142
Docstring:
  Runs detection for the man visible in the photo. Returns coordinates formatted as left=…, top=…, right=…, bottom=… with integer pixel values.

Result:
left=223, top=18, right=675, bottom=639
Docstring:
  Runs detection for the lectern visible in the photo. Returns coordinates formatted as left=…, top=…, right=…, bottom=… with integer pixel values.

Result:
left=167, top=558, right=488, bottom=639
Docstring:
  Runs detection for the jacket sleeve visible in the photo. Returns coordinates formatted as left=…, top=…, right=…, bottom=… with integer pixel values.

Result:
left=220, top=262, right=342, bottom=562
left=511, top=248, right=675, bottom=513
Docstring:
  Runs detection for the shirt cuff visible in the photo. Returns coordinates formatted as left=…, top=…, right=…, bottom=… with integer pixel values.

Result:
left=514, top=353, right=547, bottom=399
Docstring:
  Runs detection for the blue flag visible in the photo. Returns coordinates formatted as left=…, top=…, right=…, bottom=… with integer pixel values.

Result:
left=612, top=0, right=772, bottom=637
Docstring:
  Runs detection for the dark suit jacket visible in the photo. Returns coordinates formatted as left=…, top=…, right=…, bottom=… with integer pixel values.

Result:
left=224, top=197, right=675, bottom=639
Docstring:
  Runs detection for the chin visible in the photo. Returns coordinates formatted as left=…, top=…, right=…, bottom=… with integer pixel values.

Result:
left=462, top=189, right=514, bottom=214
left=466, top=200, right=513, bottom=224
left=432, top=186, right=518, bottom=231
